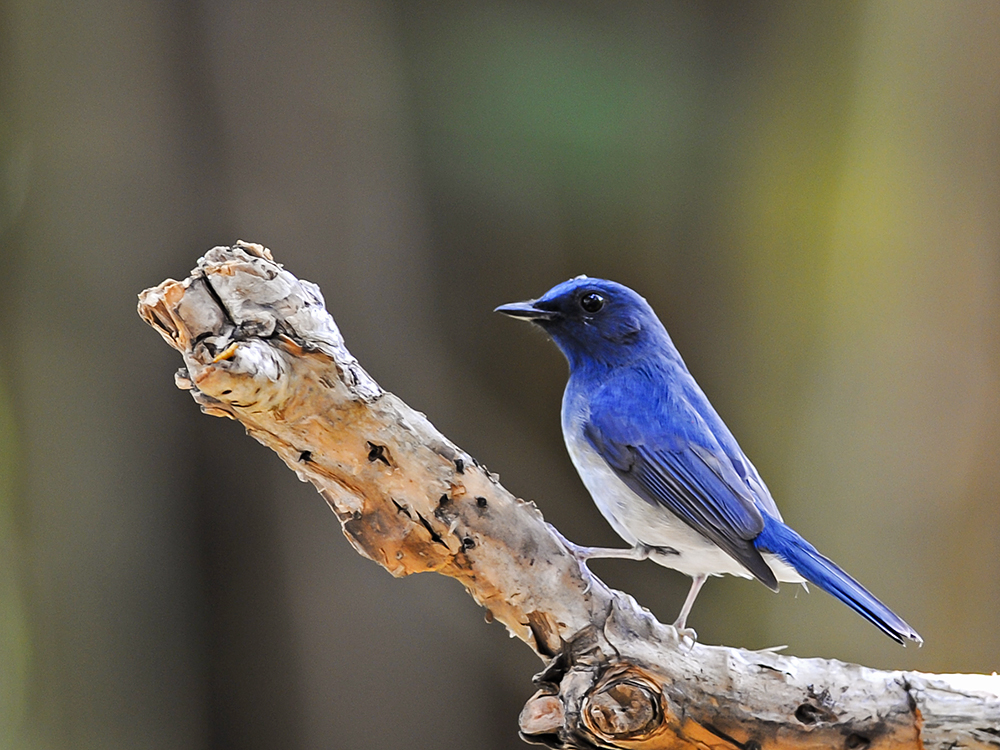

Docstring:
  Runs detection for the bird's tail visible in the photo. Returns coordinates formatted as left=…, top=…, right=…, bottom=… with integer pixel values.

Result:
left=755, top=516, right=921, bottom=645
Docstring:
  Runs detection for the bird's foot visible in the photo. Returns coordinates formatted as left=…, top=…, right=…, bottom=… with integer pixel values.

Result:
left=670, top=574, right=706, bottom=649
left=672, top=622, right=698, bottom=646
left=545, top=524, right=597, bottom=588
left=545, top=524, right=591, bottom=562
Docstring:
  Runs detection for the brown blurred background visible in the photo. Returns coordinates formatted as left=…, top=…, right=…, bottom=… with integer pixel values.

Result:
left=1, top=1, right=999, bottom=748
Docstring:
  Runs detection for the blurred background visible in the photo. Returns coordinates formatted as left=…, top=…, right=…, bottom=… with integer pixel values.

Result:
left=2, top=1, right=999, bottom=748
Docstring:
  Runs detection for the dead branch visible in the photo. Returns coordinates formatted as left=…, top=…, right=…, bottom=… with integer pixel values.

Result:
left=138, top=241, right=1000, bottom=750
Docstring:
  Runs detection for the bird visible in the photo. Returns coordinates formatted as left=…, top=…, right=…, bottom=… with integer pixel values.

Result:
left=496, top=276, right=921, bottom=645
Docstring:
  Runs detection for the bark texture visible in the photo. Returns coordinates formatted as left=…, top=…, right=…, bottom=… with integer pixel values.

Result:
left=138, top=242, right=1000, bottom=750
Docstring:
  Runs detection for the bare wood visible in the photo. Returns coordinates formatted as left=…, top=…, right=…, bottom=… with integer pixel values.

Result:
left=138, top=242, right=1000, bottom=750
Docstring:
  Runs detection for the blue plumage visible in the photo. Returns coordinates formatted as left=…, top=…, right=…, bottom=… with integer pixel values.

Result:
left=496, top=276, right=920, bottom=644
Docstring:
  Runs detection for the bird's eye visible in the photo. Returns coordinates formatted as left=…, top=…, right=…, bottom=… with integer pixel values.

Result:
left=580, top=292, right=605, bottom=313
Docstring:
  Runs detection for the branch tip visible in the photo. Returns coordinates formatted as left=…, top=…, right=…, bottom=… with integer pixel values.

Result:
left=138, top=243, right=998, bottom=750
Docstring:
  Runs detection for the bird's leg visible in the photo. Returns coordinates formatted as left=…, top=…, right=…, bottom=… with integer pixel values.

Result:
left=673, top=574, right=708, bottom=641
left=571, top=544, right=651, bottom=561
left=546, top=524, right=657, bottom=562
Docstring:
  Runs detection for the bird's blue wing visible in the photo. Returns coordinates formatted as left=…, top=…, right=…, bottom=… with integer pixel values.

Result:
left=583, top=368, right=778, bottom=589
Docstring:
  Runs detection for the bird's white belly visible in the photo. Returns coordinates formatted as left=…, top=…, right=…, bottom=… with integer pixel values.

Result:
left=564, top=426, right=802, bottom=583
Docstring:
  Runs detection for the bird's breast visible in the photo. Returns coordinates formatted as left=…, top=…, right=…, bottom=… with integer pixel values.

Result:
left=561, top=399, right=754, bottom=579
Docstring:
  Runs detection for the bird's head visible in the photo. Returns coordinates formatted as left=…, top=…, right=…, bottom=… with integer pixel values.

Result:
left=495, top=276, right=671, bottom=370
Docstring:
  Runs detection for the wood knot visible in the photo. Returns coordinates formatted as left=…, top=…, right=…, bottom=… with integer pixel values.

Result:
left=795, top=701, right=838, bottom=724
left=519, top=692, right=564, bottom=737
left=582, top=675, right=662, bottom=740
left=366, top=441, right=390, bottom=466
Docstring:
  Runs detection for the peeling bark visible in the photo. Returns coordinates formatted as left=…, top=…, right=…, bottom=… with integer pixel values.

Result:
left=138, top=242, right=1000, bottom=750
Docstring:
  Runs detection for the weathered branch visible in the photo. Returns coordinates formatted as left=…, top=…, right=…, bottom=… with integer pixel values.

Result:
left=138, top=242, right=1000, bottom=750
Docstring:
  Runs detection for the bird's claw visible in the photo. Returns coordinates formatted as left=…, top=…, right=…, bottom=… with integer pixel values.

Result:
left=546, top=523, right=592, bottom=562
left=673, top=624, right=698, bottom=646
left=546, top=524, right=600, bottom=591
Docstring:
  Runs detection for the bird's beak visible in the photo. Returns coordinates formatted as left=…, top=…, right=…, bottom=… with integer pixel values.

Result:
left=494, top=300, right=557, bottom=321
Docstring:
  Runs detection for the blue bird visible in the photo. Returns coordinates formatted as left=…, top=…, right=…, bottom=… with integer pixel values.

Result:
left=496, top=276, right=920, bottom=644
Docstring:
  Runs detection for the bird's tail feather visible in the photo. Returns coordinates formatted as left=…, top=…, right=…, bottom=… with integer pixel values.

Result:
left=755, top=516, right=921, bottom=645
